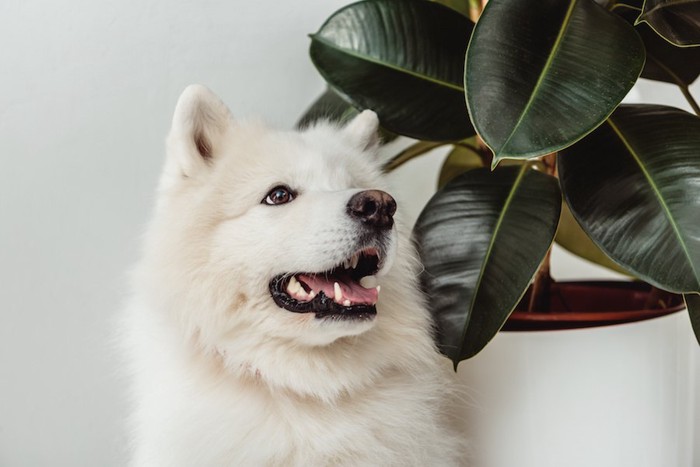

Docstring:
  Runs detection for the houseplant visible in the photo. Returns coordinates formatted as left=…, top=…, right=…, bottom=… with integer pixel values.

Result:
left=300, top=0, right=700, bottom=369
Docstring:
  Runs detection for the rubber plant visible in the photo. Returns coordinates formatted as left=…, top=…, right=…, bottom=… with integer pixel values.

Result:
left=300, top=0, right=700, bottom=368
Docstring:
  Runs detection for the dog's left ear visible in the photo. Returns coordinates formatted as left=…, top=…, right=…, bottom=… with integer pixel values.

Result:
left=165, top=84, right=233, bottom=180
left=343, top=110, right=380, bottom=151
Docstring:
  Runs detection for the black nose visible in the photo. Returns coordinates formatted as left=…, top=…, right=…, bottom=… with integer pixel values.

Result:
left=347, top=190, right=397, bottom=230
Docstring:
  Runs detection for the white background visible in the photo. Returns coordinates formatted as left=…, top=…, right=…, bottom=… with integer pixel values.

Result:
left=0, top=1, right=698, bottom=466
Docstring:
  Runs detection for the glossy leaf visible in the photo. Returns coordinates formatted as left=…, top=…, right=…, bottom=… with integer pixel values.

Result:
left=414, top=166, right=561, bottom=366
left=555, top=201, right=632, bottom=276
left=466, top=0, right=645, bottom=162
left=559, top=104, right=700, bottom=293
left=296, top=88, right=358, bottom=129
left=638, top=0, right=700, bottom=47
left=615, top=5, right=700, bottom=85
left=310, top=0, right=476, bottom=141
left=685, top=293, right=700, bottom=345
left=437, top=144, right=484, bottom=189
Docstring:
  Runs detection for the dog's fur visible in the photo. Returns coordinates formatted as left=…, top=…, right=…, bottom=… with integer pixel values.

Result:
left=122, top=85, right=464, bottom=466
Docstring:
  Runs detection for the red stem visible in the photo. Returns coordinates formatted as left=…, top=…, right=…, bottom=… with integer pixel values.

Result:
left=527, top=153, right=557, bottom=312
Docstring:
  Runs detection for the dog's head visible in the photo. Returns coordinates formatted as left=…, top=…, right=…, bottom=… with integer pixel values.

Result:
left=139, top=85, right=434, bottom=397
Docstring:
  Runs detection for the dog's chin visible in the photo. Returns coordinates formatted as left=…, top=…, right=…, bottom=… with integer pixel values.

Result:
left=298, top=316, right=378, bottom=346
left=269, top=247, right=384, bottom=325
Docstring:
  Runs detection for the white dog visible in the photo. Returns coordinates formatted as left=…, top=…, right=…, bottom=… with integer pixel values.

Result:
left=122, top=85, right=464, bottom=466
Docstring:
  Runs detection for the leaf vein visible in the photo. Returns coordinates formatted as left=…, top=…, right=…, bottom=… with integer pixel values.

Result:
left=496, top=0, right=578, bottom=158
left=311, top=35, right=464, bottom=92
left=606, top=117, right=700, bottom=288
left=459, top=164, right=529, bottom=359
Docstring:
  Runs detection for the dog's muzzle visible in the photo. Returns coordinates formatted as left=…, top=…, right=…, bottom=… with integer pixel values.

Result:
left=269, top=190, right=396, bottom=321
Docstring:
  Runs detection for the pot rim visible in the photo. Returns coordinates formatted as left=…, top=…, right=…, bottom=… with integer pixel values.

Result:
left=503, top=280, right=684, bottom=332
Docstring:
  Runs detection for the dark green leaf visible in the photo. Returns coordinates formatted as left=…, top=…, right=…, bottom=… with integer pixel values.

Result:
left=414, top=166, right=561, bottom=366
left=615, top=4, right=700, bottom=85
left=433, top=0, right=471, bottom=17
left=638, top=0, right=700, bottom=47
left=297, top=88, right=399, bottom=143
left=466, top=0, right=645, bottom=162
left=310, top=0, right=476, bottom=141
left=618, top=0, right=644, bottom=7
left=296, top=88, right=358, bottom=129
left=559, top=104, right=700, bottom=293
left=555, top=201, right=632, bottom=276
left=685, top=293, right=700, bottom=345
left=437, top=144, right=484, bottom=189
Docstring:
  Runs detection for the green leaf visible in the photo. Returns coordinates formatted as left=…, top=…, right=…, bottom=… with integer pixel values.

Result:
left=614, top=4, right=700, bottom=85
left=437, top=144, right=484, bottom=189
left=309, top=0, right=476, bottom=141
left=618, top=0, right=644, bottom=7
left=297, top=88, right=399, bottom=143
left=296, top=88, right=358, bottom=129
left=465, top=0, right=645, bottom=162
left=559, top=104, right=700, bottom=293
left=433, top=0, right=471, bottom=17
left=638, top=0, right=700, bottom=47
left=555, top=201, right=632, bottom=276
left=414, top=166, right=561, bottom=366
left=685, top=293, right=700, bottom=345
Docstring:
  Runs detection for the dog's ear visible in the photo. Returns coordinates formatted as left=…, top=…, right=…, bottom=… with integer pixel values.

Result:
left=343, top=110, right=380, bottom=151
left=165, top=85, right=233, bottom=179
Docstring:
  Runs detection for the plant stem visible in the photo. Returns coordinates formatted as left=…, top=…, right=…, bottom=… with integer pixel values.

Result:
left=474, top=135, right=493, bottom=168
left=383, top=140, right=485, bottom=172
left=453, top=141, right=482, bottom=155
left=383, top=141, right=446, bottom=172
left=680, top=85, right=700, bottom=116
left=468, top=0, right=483, bottom=22
left=646, top=54, right=700, bottom=116
left=527, top=153, right=557, bottom=312
left=528, top=248, right=553, bottom=312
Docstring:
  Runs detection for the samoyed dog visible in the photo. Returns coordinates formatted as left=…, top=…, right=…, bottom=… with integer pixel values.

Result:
left=122, top=85, right=464, bottom=466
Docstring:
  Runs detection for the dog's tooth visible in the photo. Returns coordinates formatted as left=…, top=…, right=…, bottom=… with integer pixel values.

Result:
left=287, top=276, right=300, bottom=294
left=308, top=290, right=316, bottom=299
left=359, top=276, right=377, bottom=289
left=344, top=259, right=351, bottom=270
left=334, top=282, right=343, bottom=302
left=376, top=285, right=381, bottom=293
left=343, top=299, right=351, bottom=306
left=351, top=254, right=359, bottom=269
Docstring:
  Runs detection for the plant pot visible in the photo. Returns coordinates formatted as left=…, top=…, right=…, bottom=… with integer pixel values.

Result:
left=505, top=280, right=685, bottom=331
left=455, top=280, right=696, bottom=467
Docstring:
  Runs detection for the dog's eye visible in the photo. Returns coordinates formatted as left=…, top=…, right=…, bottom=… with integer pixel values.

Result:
left=263, top=186, right=295, bottom=205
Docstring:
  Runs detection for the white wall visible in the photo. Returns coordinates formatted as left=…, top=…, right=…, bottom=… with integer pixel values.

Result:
left=0, top=1, right=698, bottom=466
left=0, top=1, right=348, bottom=465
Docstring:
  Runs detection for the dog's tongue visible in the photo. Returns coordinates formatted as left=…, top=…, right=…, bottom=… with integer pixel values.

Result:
left=297, top=273, right=378, bottom=305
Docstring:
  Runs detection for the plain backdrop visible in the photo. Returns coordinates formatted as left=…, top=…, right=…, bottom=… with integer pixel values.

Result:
left=0, top=1, right=698, bottom=466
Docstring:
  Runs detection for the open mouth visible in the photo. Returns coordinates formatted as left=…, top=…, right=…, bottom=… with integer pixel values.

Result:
left=269, top=248, right=382, bottom=320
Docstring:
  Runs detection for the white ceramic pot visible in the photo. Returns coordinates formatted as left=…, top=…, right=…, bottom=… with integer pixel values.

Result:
left=455, top=310, right=697, bottom=467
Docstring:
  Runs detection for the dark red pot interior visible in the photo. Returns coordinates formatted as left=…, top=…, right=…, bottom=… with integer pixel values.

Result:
left=503, top=281, right=684, bottom=332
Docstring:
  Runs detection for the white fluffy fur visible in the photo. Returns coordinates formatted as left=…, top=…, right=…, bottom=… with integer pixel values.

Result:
left=122, top=85, right=465, bottom=466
